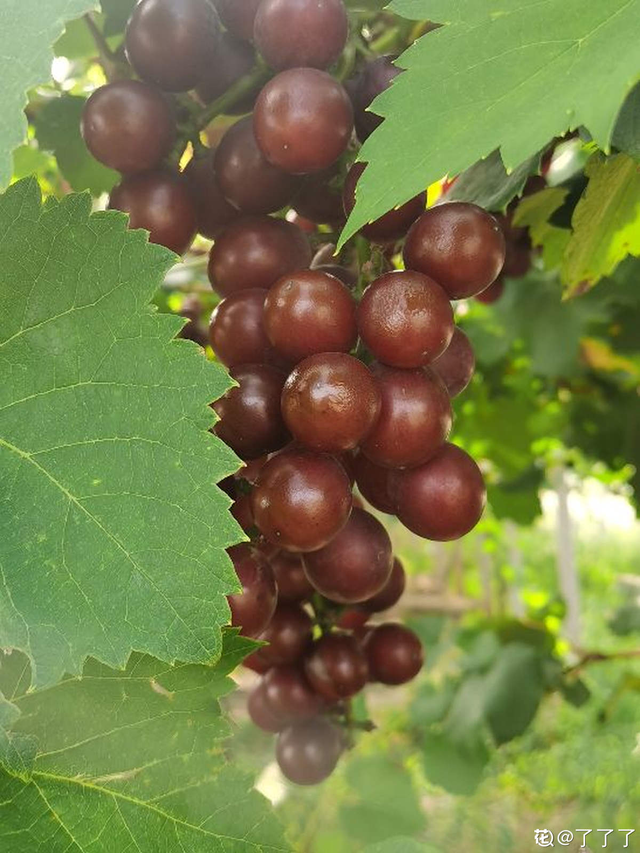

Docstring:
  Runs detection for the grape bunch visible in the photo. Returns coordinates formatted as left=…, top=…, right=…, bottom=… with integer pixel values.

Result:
left=80, top=0, right=508, bottom=786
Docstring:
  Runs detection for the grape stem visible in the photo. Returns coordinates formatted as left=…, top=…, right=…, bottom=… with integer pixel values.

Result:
left=565, top=648, right=640, bottom=675
left=83, top=13, right=126, bottom=81
left=196, top=63, right=271, bottom=131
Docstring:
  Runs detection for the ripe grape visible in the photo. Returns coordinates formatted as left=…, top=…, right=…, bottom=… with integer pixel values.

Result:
left=196, top=31, right=258, bottom=111
left=183, top=150, right=239, bottom=239
left=213, top=364, right=289, bottom=459
left=254, top=68, right=353, bottom=174
left=430, top=327, right=476, bottom=398
left=502, top=243, right=531, bottom=278
left=357, top=270, right=454, bottom=368
left=362, top=558, right=406, bottom=612
left=282, top=353, right=381, bottom=453
left=395, top=443, right=487, bottom=540
left=303, top=508, right=393, bottom=604
left=293, top=170, right=345, bottom=225
left=209, top=289, right=283, bottom=368
left=263, top=665, right=321, bottom=720
left=475, top=277, right=505, bottom=304
left=125, top=0, right=220, bottom=92
left=304, top=633, right=369, bottom=701
left=227, top=543, right=277, bottom=637
left=264, top=270, right=357, bottom=363
left=403, top=202, right=506, bottom=300
left=254, top=0, right=348, bottom=71
left=248, top=682, right=286, bottom=733
left=351, top=55, right=402, bottom=141
left=255, top=602, right=314, bottom=666
left=208, top=216, right=311, bottom=296
left=215, top=0, right=262, bottom=41
left=215, top=117, right=301, bottom=214
left=365, top=623, right=423, bottom=685
left=361, top=364, right=452, bottom=469
left=251, top=448, right=352, bottom=552
left=270, top=552, right=314, bottom=602
left=81, top=80, right=175, bottom=174
left=230, top=493, right=255, bottom=534
left=276, top=718, right=343, bottom=785
left=343, top=162, right=425, bottom=242
left=108, top=169, right=197, bottom=255
left=352, top=453, right=399, bottom=514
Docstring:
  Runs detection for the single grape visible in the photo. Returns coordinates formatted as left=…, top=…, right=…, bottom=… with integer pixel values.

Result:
left=213, top=364, right=289, bottom=459
left=353, top=452, right=399, bottom=514
left=293, top=169, right=345, bottom=225
left=502, top=242, right=531, bottom=278
left=243, top=649, right=271, bottom=674
left=254, top=0, right=348, bottom=71
left=108, top=169, right=197, bottom=255
left=215, top=0, right=262, bottom=41
left=365, top=623, right=423, bottom=685
left=357, top=270, right=454, bottom=368
left=215, top=116, right=301, bottom=214
left=403, top=203, right=506, bottom=300
left=263, top=664, right=321, bottom=720
left=304, top=633, right=369, bottom=701
left=81, top=80, right=175, bottom=174
left=343, top=162, right=425, bottom=243
left=276, top=718, right=343, bottom=785
left=303, top=507, right=393, bottom=604
left=230, top=493, right=255, bottom=534
left=248, top=681, right=287, bottom=732
left=254, top=68, right=353, bottom=174
left=362, top=558, right=406, bottom=612
left=270, top=551, right=314, bottom=602
left=251, top=448, right=352, bottom=552
left=361, top=364, right=452, bottom=469
left=264, top=270, right=357, bottom=363
left=196, top=31, right=258, bottom=112
left=430, top=327, right=476, bottom=398
left=208, top=216, right=311, bottom=296
left=395, top=443, right=487, bottom=540
left=475, top=277, right=505, bottom=304
left=182, top=150, right=239, bottom=239
left=255, top=602, right=314, bottom=666
left=282, top=353, right=381, bottom=453
left=351, top=55, right=402, bottom=141
left=209, top=289, right=282, bottom=368
left=227, top=543, right=278, bottom=637
left=125, top=0, right=220, bottom=92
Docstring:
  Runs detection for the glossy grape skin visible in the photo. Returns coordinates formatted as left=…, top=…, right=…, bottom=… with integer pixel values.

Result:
left=395, top=443, right=487, bottom=540
left=215, top=117, right=301, bottom=214
left=282, top=354, right=381, bottom=453
left=403, top=203, right=506, bottom=300
left=196, top=31, right=258, bottom=112
left=254, top=68, right=353, bottom=174
left=209, top=289, right=282, bottom=368
left=81, top=81, right=175, bottom=174
left=303, top=508, right=393, bottom=604
left=276, top=718, right=343, bottom=785
left=270, top=551, right=314, bottom=602
left=125, top=0, right=220, bottom=92
left=248, top=682, right=287, bottom=733
left=215, top=0, right=262, bottom=40
left=361, top=364, right=452, bottom=469
left=183, top=151, right=239, bottom=239
left=108, top=170, right=197, bottom=255
left=343, top=162, right=425, bottom=243
left=227, top=543, right=278, bottom=638
left=431, top=327, right=476, bottom=398
left=255, top=602, right=314, bottom=666
left=251, top=448, right=352, bottom=552
left=353, top=453, right=399, bottom=514
left=213, top=364, right=289, bottom=459
left=304, top=633, right=369, bottom=701
left=254, top=0, right=348, bottom=71
left=365, top=623, right=423, bottom=685
left=351, top=55, right=402, bottom=141
left=208, top=216, right=311, bottom=296
left=263, top=665, right=321, bottom=720
left=358, top=270, right=454, bottom=368
left=362, top=558, right=405, bottom=612
left=264, top=270, right=357, bottom=363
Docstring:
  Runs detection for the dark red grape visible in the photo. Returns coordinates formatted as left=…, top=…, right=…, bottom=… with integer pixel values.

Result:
left=108, top=169, right=197, bottom=255
left=362, top=558, right=405, bottom=612
left=351, top=54, right=402, bottom=142
left=125, top=0, right=220, bottom=92
left=395, top=443, right=486, bottom=540
left=304, top=633, right=369, bottom=701
left=365, top=623, right=423, bottom=684
left=303, top=508, right=393, bottom=604
left=270, top=551, right=314, bottom=602
left=263, top=665, right=321, bottom=720
left=475, top=277, right=505, bottom=304
left=404, top=203, right=506, bottom=300
left=196, top=31, right=258, bottom=112
left=293, top=170, right=345, bottom=225
left=251, top=448, right=352, bottom=552
left=256, top=602, right=313, bottom=665
left=230, top=493, right=255, bottom=534
left=282, top=354, right=381, bottom=453
left=227, top=543, right=277, bottom=637
left=209, top=289, right=282, bottom=368
left=248, top=681, right=287, bottom=732
left=337, top=609, right=369, bottom=631
left=361, top=364, right=452, bottom=469
left=215, top=0, right=262, bottom=41
left=213, top=364, right=289, bottom=459
left=276, top=718, right=343, bottom=785
left=208, top=216, right=311, bottom=296
left=254, top=0, right=348, bottom=71
left=243, top=649, right=271, bottom=674
left=353, top=453, right=399, bottom=514
left=502, top=243, right=531, bottom=278
left=81, top=80, right=175, bottom=173
left=343, top=162, right=425, bottom=242
left=357, top=270, right=454, bottom=368
left=183, top=150, right=239, bottom=239
left=431, top=327, right=475, bottom=398
left=254, top=68, right=353, bottom=174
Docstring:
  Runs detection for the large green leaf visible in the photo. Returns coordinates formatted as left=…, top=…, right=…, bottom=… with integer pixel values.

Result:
left=0, top=179, right=241, bottom=688
left=421, top=730, right=489, bottom=795
left=0, top=638, right=288, bottom=852
left=339, top=0, right=640, bottom=246
left=613, top=82, right=640, bottom=161
left=0, top=0, right=98, bottom=188
left=482, top=643, right=545, bottom=744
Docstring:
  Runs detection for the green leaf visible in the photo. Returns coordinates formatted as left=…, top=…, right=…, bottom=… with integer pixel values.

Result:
left=562, top=153, right=640, bottom=296
left=613, top=82, right=640, bottom=161
left=364, top=839, right=442, bottom=853
left=54, top=15, right=97, bottom=58
left=482, top=643, right=544, bottom=745
left=560, top=677, right=591, bottom=707
left=514, top=188, right=571, bottom=270
left=0, top=179, right=241, bottom=689
left=339, top=0, right=640, bottom=247
left=0, top=0, right=99, bottom=189
left=0, top=639, right=288, bottom=852
left=446, top=150, right=541, bottom=212
left=33, top=95, right=118, bottom=194
left=100, top=0, right=135, bottom=37
left=421, top=730, right=489, bottom=795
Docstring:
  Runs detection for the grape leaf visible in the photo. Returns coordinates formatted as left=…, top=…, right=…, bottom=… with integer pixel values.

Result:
left=0, top=0, right=98, bottom=189
left=339, top=0, right=640, bottom=247
left=421, top=730, right=489, bottom=795
left=0, top=638, right=289, bottom=852
left=613, top=83, right=640, bottom=161
left=364, top=839, right=442, bottom=853
left=0, top=179, right=241, bottom=689
left=446, top=150, right=541, bottom=212
left=100, top=0, right=135, bottom=37
left=482, top=643, right=544, bottom=744
left=513, top=187, right=570, bottom=269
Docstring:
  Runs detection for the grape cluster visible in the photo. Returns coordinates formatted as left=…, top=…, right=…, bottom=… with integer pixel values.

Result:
left=80, top=0, right=508, bottom=786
